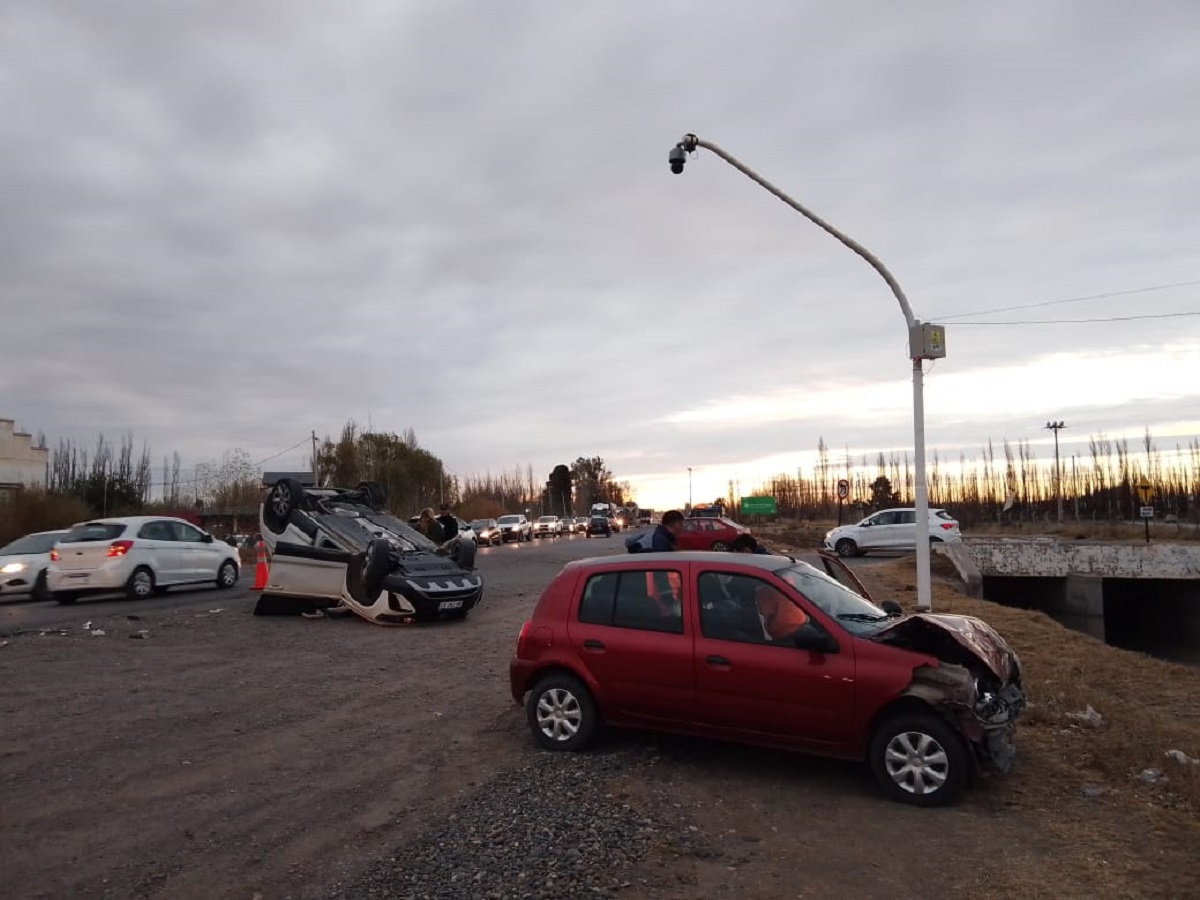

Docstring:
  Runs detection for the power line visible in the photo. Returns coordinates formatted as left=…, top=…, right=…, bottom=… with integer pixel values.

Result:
left=953, top=311, right=1199, bottom=326
left=932, top=279, right=1200, bottom=321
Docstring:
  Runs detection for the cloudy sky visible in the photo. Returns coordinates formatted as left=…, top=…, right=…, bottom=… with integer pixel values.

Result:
left=3, top=0, right=1197, bottom=508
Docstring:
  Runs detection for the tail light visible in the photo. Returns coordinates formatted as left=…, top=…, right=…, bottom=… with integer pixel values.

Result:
left=49, top=549, right=60, bottom=561
left=940, top=523, right=956, bottom=531
left=107, top=540, right=134, bottom=558
left=515, top=620, right=532, bottom=657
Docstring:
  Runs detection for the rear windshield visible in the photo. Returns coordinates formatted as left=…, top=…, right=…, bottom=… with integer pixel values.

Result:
left=63, top=523, right=127, bottom=543
left=1, top=532, right=65, bottom=555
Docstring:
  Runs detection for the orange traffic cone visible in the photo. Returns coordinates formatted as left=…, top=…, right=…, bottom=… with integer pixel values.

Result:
left=251, top=541, right=269, bottom=591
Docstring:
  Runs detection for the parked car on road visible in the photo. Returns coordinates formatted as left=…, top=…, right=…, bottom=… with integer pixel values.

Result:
left=676, top=516, right=749, bottom=552
left=471, top=518, right=502, bottom=546
left=46, top=517, right=240, bottom=604
left=824, top=508, right=961, bottom=557
left=0, top=530, right=66, bottom=601
left=585, top=515, right=613, bottom=538
left=510, top=550, right=1025, bottom=806
left=497, top=514, right=533, bottom=543
left=534, top=515, right=564, bottom=538
left=258, top=479, right=482, bottom=624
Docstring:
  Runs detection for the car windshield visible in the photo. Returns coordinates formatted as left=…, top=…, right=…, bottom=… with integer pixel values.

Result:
left=776, top=563, right=891, bottom=636
left=497, top=516, right=520, bottom=525
left=62, top=522, right=127, bottom=543
left=538, top=517, right=555, bottom=523
left=470, top=520, right=490, bottom=529
left=1, top=532, right=64, bottom=555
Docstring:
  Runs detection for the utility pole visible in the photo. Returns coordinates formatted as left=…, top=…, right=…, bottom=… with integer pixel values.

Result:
left=311, top=430, right=319, bottom=488
left=1045, top=421, right=1066, bottom=524
left=687, top=467, right=693, bottom=510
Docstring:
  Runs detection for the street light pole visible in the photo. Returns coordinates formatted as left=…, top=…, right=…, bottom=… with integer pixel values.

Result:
left=687, top=467, right=693, bottom=510
left=1045, top=421, right=1065, bottom=525
left=670, top=134, right=944, bottom=609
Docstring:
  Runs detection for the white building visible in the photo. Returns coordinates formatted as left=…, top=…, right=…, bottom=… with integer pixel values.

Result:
left=0, top=418, right=49, bottom=500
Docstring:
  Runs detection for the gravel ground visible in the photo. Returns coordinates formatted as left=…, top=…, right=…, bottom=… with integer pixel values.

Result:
left=329, top=749, right=716, bottom=900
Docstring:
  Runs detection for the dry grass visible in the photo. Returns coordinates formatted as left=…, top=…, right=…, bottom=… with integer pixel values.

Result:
left=857, top=556, right=1200, bottom=898
left=971, top=519, right=1199, bottom=543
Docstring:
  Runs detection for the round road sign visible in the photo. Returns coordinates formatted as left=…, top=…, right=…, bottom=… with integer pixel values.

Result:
left=837, top=479, right=850, bottom=500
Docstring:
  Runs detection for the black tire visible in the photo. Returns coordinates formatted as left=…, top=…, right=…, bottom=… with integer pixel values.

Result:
left=263, top=478, right=306, bottom=535
left=216, top=560, right=239, bottom=589
left=712, top=540, right=730, bottom=552
left=32, top=570, right=50, bottom=602
left=357, top=480, right=387, bottom=509
left=54, top=592, right=78, bottom=605
left=453, top=538, right=477, bottom=570
left=868, top=711, right=969, bottom=807
left=835, top=538, right=859, bottom=558
left=361, top=539, right=392, bottom=599
left=125, top=567, right=155, bottom=601
left=525, top=673, right=599, bottom=752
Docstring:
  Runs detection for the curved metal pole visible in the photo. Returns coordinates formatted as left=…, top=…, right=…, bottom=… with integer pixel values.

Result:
left=678, top=134, right=932, bottom=609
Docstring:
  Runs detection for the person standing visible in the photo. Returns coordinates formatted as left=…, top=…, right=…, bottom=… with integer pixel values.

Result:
left=436, top=503, right=459, bottom=545
left=416, top=508, right=444, bottom=543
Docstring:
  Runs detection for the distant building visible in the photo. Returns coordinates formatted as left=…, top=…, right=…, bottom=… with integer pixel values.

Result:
left=0, top=418, right=49, bottom=502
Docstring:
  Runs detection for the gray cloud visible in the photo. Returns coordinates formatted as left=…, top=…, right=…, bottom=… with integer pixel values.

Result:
left=2, top=0, right=1197, bottom=502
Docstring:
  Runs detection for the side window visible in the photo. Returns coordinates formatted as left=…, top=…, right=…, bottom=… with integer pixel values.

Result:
left=138, top=521, right=170, bottom=541
left=171, top=522, right=206, bottom=543
left=897, top=511, right=917, bottom=525
left=683, top=520, right=700, bottom=533
left=698, top=572, right=808, bottom=645
left=577, top=570, right=683, bottom=634
left=873, top=511, right=897, bottom=526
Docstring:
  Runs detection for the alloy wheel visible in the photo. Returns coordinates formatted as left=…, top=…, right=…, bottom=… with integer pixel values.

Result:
left=884, top=730, right=950, bottom=796
left=535, top=687, right=583, bottom=742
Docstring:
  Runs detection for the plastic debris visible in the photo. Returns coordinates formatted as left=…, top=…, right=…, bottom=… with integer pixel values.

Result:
left=1165, top=749, right=1200, bottom=766
left=82, top=621, right=92, bottom=631
left=90, top=629, right=106, bottom=637
left=0, top=640, right=9, bottom=649
left=207, top=608, right=226, bottom=614
left=1134, top=768, right=1168, bottom=785
left=129, top=630, right=151, bottom=640
left=1066, top=705, right=1105, bottom=728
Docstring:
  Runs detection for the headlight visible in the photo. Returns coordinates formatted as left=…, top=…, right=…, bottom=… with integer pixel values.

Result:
left=1, top=562, right=26, bottom=574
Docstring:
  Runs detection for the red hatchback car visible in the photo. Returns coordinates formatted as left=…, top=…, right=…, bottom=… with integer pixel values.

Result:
left=676, top=516, right=747, bottom=552
left=510, top=551, right=1024, bottom=806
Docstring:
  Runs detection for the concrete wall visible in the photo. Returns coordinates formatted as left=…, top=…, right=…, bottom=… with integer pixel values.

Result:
left=0, top=418, right=48, bottom=490
left=963, top=538, right=1200, bottom=579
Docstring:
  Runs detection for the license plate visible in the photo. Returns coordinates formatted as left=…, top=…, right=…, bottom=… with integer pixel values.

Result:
left=438, top=600, right=464, bottom=611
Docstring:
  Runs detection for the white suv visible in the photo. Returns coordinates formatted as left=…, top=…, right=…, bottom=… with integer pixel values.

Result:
left=533, top=515, right=564, bottom=538
left=824, top=507, right=961, bottom=557
left=46, top=516, right=241, bottom=603
left=497, top=514, right=533, bottom=543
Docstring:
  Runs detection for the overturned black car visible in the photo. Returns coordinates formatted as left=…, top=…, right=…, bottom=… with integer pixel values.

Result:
left=256, top=479, right=483, bottom=625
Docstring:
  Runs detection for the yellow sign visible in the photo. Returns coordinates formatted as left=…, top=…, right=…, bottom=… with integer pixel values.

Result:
left=1136, top=480, right=1152, bottom=503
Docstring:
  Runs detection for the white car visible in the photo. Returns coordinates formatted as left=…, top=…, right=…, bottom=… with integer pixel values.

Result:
left=46, top=516, right=241, bottom=603
left=497, top=514, right=533, bottom=543
left=0, top=530, right=67, bottom=601
left=533, top=515, right=564, bottom=538
left=824, top=508, right=962, bottom=558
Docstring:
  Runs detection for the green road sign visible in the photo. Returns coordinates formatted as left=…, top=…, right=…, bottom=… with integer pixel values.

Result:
left=739, top=496, right=777, bottom=515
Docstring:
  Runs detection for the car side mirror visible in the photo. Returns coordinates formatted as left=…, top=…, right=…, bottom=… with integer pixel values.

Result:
left=881, top=599, right=903, bottom=616
left=793, top=622, right=838, bottom=654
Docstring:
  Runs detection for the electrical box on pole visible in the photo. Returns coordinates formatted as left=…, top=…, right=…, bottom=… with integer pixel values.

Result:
left=910, top=322, right=947, bottom=360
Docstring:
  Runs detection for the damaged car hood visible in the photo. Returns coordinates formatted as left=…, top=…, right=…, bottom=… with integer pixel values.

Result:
left=871, top=613, right=1018, bottom=683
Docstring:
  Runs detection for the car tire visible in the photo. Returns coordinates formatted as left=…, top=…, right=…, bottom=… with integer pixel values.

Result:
left=361, top=539, right=392, bottom=599
left=526, top=673, right=599, bottom=752
left=712, top=540, right=730, bottom=551
left=216, top=560, right=239, bottom=589
left=263, top=478, right=306, bottom=535
left=357, top=480, right=387, bottom=509
left=32, top=570, right=50, bottom=602
left=453, top=538, right=477, bottom=570
left=868, top=711, right=969, bottom=807
left=54, top=592, right=78, bottom=605
left=125, top=567, right=155, bottom=601
left=835, top=538, right=859, bottom=558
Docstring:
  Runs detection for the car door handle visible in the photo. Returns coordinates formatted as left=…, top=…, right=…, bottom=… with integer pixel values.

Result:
left=583, top=639, right=606, bottom=651
left=705, top=655, right=731, bottom=667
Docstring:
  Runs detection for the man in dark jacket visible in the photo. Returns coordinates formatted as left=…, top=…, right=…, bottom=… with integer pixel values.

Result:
left=436, top=504, right=459, bottom=544
left=649, top=509, right=685, bottom=551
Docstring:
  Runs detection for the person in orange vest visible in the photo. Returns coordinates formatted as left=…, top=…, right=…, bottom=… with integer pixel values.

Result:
left=755, top=583, right=809, bottom=642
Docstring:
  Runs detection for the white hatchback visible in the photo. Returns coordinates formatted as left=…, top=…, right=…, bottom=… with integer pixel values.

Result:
left=824, top=508, right=962, bottom=557
left=46, top=516, right=241, bottom=604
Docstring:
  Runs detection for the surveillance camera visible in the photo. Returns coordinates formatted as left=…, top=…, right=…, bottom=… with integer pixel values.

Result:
left=668, top=146, right=686, bottom=174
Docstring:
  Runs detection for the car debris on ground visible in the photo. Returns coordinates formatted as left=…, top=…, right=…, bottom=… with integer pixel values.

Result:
left=1066, top=705, right=1105, bottom=728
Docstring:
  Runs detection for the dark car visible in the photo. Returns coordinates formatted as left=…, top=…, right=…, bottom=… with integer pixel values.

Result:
left=510, top=551, right=1024, bottom=807
left=257, top=479, right=483, bottom=625
left=471, top=519, right=502, bottom=546
left=585, top=515, right=612, bottom=538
